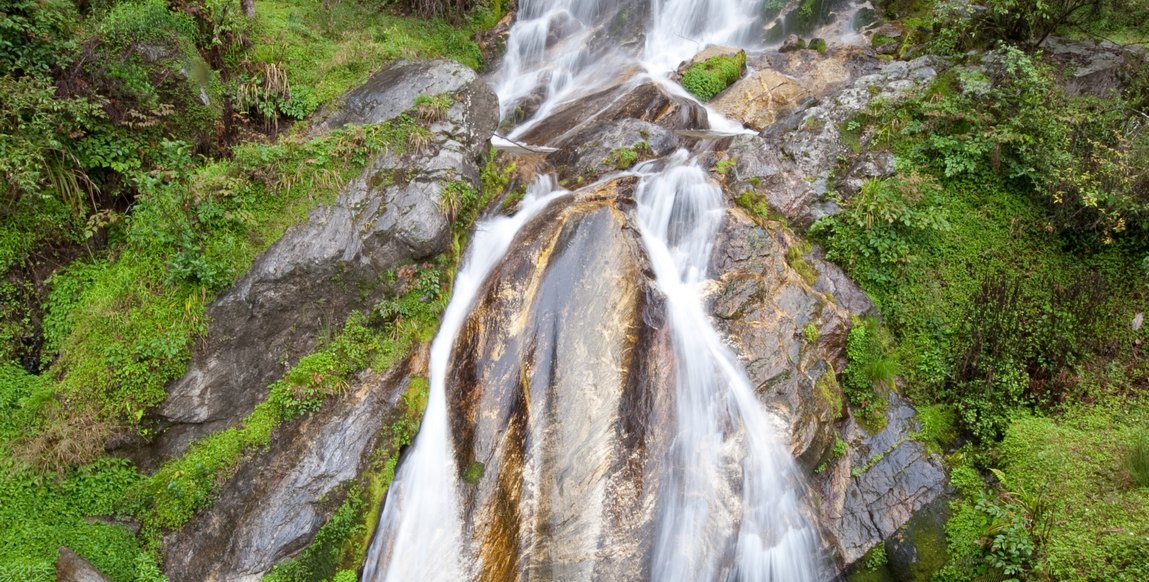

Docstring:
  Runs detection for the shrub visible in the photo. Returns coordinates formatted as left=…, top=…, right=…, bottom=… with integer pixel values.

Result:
left=950, top=272, right=1108, bottom=442
left=681, top=51, right=746, bottom=101
left=0, top=0, right=79, bottom=76
left=811, top=170, right=950, bottom=289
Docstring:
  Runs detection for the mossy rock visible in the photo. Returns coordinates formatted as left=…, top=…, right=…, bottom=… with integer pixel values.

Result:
left=680, top=50, right=747, bottom=102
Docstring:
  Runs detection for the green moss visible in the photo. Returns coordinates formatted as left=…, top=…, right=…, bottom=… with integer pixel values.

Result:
left=915, top=403, right=957, bottom=454
left=808, top=37, right=828, bottom=53
left=463, top=461, right=486, bottom=484
left=680, top=50, right=746, bottom=101
left=786, top=242, right=819, bottom=286
left=816, top=366, right=845, bottom=419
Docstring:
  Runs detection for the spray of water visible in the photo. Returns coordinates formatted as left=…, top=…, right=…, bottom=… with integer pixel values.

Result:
left=361, top=178, right=568, bottom=582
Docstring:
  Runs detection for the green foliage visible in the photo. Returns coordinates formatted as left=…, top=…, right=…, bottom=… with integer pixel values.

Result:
left=812, top=171, right=950, bottom=288
left=950, top=272, right=1108, bottom=442
left=916, top=403, right=957, bottom=454
left=929, top=0, right=1146, bottom=49
left=0, top=0, right=79, bottom=76
left=0, top=75, right=103, bottom=211
left=863, top=543, right=887, bottom=571
left=681, top=51, right=746, bottom=101
left=941, top=404, right=1149, bottom=580
left=808, top=37, right=828, bottom=53
left=90, top=0, right=223, bottom=144
left=803, top=322, right=820, bottom=343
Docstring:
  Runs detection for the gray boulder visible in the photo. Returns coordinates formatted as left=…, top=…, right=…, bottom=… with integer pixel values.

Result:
left=151, top=59, right=498, bottom=460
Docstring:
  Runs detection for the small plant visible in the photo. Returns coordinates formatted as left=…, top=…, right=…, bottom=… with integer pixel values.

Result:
left=714, top=156, right=737, bottom=177
left=803, top=322, right=820, bottom=343
left=463, top=461, right=485, bottom=484
left=808, top=38, right=827, bottom=53
left=607, top=146, right=639, bottom=170
left=415, top=93, right=452, bottom=124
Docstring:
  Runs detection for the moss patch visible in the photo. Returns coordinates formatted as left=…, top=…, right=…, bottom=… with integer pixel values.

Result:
left=680, top=50, right=746, bottom=101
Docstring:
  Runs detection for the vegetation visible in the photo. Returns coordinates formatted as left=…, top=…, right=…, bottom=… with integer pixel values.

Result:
left=680, top=50, right=746, bottom=101
left=824, top=0, right=1149, bottom=578
left=0, top=0, right=504, bottom=576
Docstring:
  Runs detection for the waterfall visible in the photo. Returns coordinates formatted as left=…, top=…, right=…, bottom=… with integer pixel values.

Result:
left=364, top=0, right=829, bottom=579
left=361, top=178, right=569, bottom=582
left=633, top=156, right=821, bottom=581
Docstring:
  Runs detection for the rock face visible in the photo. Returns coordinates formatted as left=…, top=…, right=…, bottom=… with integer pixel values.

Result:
left=710, top=208, right=852, bottom=466
left=443, top=179, right=675, bottom=580
left=152, top=60, right=498, bottom=459
left=814, top=392, right=948, bottom=565
left=711, top=69, right=810, bottom=131
left=162, top=366, right=416, bottom=581
left=513, top=71, right=708, bottom=147
left=1042, top=36, right=1147, bottom=98
left=720, top=55, right=937, bottom=227
left=546, top=119, right=679, bottom=182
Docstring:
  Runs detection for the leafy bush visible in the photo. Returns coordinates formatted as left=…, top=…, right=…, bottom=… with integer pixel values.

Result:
left=0, top=0, right=79, bottom=76
left=950, top=273, right=1108, bottom=442
left=681, top=51, right=746, bottom=101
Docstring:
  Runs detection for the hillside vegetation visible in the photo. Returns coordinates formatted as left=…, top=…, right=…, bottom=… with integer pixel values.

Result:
left=0, top=0, right=503, bottom=578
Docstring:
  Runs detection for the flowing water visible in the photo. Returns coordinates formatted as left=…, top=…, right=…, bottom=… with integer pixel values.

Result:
left=364, top=0, right=829, bottom=579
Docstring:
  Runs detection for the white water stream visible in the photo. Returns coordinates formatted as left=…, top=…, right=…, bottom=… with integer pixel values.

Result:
left=634, top=155, right=821, bottom=581
left=362, top=179, right=569, bottom=582
left=364, top=0, right=827, bottom=579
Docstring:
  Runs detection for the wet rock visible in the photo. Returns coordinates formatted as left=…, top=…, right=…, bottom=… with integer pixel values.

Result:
left=437, top=179, right=674, bottom=580
left=547, top=119, right=678, bottom=182
left=711, top=208, right=852, bottom=463
left=711, top=69, right=811, bottom=131
left=514, top=71, right=708, bottom=146
left=815, top=392, right=948, bottom=566
left=162, top=366, right=416, bottom=581
left=151, top=60, right=498, bottom=461
left=781, top=34, right=806, bottom=53
left=56, top=547, right=112, bottom=582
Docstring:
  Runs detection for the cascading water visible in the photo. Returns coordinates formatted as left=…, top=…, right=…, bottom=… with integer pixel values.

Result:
left=362, top=179, right=569, bottom=582
left=633, top=156, right=822, bottom=581
left=364, top=0, right=831, bottom=579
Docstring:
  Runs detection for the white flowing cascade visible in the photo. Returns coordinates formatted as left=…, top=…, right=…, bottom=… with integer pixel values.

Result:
left=361, top=178, right=569, bottom=582
left=495, top=0, right=765, bottom=137
left=365, top=0, right=828, bottom=578
left=634, top=155, right=821, bottom=581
